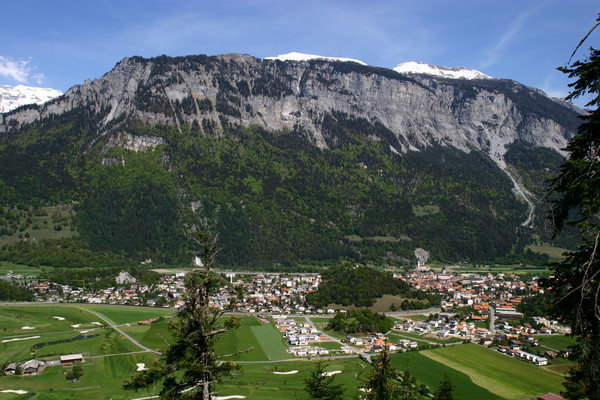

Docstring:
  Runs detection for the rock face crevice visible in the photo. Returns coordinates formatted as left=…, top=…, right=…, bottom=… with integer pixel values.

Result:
left=0, top=53, right=581, bottom=213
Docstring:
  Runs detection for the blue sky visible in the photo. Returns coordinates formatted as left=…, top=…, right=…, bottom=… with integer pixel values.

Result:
left=1, top=0, right=598, bottom=107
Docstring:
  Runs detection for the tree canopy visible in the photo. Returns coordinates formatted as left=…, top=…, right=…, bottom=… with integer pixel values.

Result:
left=548, top=15, right=600, bottom=399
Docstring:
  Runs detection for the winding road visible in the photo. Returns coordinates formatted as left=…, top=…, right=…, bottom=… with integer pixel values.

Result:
left=76, top=306, right=162, bottom=355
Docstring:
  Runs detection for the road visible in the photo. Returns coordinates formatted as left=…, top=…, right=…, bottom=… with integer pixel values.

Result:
left=76, top=306, right=162, bottom=355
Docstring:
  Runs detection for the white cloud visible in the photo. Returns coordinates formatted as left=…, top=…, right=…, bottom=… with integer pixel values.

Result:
left=0, top=56, right=45, bottom=84
left=0, top=56, right=32, bottom=82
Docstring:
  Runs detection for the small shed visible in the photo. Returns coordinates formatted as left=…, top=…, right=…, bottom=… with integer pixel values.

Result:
left=60, top=354, right=84, bottom=365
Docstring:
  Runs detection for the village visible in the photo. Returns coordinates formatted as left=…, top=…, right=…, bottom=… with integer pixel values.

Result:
left=3, top=264, right=572, bottom=372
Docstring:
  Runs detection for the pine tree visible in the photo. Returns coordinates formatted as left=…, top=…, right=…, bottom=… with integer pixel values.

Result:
left=123, top=232, right=242, bottom=399
left=304, top=360, right=345, bottom=400
left=549, top=13, right=600, bottom=400
left=433, top=373, right=458, bottom=400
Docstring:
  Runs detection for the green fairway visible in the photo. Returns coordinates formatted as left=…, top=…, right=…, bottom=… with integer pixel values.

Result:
left=250, top=323, right=290, bottom=360
left=215, top=317, right=274, bottom=361
left=391, top=351, right=499, bottom=400
left=421, top=344, right=564, bottom=399
left=78, top=305, right=175, bottom=325
left=0, top=352, right=159, bottom=400
left=0, top=305, right=106, bottom=336
left=217, top=358, right=369, bottom=400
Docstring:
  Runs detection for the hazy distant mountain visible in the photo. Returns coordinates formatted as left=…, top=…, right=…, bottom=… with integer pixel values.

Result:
left=0, top=84, right=62, bottom=113
left=0, top=53, right=581, bottom=266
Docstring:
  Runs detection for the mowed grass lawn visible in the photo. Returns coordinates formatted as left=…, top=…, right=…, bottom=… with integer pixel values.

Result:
left=535, top=334, right=576, bottom=351
left=0, top=305, right=104, bottom=336
left=79, top=305, right=175, bottom=325
left=392, top=350, right=498, bottom=400
left=421, top=344, right=564, bottom=400
left=217, top=358, right=370, bottom=400
left=0, top=351, right=159, bottom=400
left=215, top=317, right=289, bottom=361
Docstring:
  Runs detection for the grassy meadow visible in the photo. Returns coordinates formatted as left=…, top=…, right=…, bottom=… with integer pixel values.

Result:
left=0, top=305, right=568, bottom=400
left=419, top=344, right=564, bottom=399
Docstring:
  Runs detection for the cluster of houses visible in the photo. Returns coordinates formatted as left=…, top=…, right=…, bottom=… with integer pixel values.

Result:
left=21, top=272, right=323, bottom=315
left=3, top=354, right=83, bottom=376
left=395, top=269, right=541, bottom=319
left=4, top=359, right=45, bottom=375
left=274, top=317, right=332, bottom=356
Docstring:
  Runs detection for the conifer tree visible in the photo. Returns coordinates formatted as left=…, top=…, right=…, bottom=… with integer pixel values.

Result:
left=123, top=232, right=242, bottom=399
left=549, top=13, right=600, bottom=399
left=304, top=360, right=345, bottom=400
left=433, top=373, right=457, bottom=400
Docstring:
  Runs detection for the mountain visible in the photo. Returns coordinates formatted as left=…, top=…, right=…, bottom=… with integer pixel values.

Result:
left=0, top=84, right=63, bottom=113
left=266, top=51, right=367, bottom=65
left=0, top=53, right=581, bottom=267
left=393, top=61, right=492, bottom=80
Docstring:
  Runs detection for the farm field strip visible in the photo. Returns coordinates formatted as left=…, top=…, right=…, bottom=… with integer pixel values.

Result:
left=391, top=351, right=498, bottom=400
left=421, top=344, right=564, bottom=400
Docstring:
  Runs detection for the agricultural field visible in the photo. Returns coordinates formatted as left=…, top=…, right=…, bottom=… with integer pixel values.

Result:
left=417, top=344, right=564, bottom=399
left=526, top=244, right=569, bottom=262
left=0, top=262, right=51, bottom=277
left=392, top=351, right=498, bottom=400
left=535, top=334, right=576, bottom=352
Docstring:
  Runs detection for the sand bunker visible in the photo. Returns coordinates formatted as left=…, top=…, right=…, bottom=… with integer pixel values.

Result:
left=273, top=370, right=299, bottom=375
left=214, top=397, right=246, bottom=400
left=321, top=370, right=342, bottom=377
left=1, top=336, right=40, bottom=343
left=136, top=363, right=147, bottom=371
left=0, top=390, right=28, bottom=395
left=80, top=330, right=93, bottom=334
left=91, top=322, right=103, bottom=326
left=71, top=324, right=81, bottom=328
left=53, top=316, right=65, bottom=320
left=21, top=326, right=35, bottom=330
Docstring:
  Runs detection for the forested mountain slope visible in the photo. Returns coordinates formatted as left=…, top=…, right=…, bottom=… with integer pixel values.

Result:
left=0, top=54, right=582, bottom=267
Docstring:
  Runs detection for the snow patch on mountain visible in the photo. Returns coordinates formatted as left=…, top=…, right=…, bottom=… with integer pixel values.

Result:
left=394, top=61, right=491, bottom=80
left=266, top=52, right=367, bottom=65
left=0, top=84, right=63, bottom=113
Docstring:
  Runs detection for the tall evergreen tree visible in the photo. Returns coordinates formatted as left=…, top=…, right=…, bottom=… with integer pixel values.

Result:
left=549, top=14, right=600, bottom=400
left=123, top=232, right=241, bottom=399
left=362, top=346, right=424, bottom=400
left=304, top=361, right=345, bottom=400
left=433, top=373, right=458, bottom=400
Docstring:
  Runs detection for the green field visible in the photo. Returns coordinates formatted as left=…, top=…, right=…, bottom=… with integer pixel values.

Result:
left=535, top=334, right=576, bottom=351
left=420, top=344, right=564, bottom=399
left=526, top=244, right=569, bottom=261
left=215, top=317, right=290, bottom=361
left=392, top=350, right=499, bottom=400
left=77, top=305, right=175, bottom=325
left=0, top=262, right=50, bottom=277
left=217, top=358, right=370, bottom=400
left=0, top=305, right=569, bottom=399
left=0, top=305, right=107, bottom=336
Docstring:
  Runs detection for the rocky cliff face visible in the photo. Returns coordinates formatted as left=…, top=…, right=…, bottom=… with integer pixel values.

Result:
left=1, top=54, right=579, bottom=153
left=1, top=53, right=580, bottom=221
left=0, top=53, right=582, bottom=265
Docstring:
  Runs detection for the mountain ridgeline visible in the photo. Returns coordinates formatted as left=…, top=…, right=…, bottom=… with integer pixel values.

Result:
left=0, top=53, right=581, bottom=267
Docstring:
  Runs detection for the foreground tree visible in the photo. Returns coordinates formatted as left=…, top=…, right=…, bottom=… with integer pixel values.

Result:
left=433, top=373, right=458, bottom=400
left=362, top=347, right=425, bottom=400
left=304, top=360, right=345, bottom=400
left=123, top=232, right=241, bottom=399
left=549, top=14, right=600, bottom=400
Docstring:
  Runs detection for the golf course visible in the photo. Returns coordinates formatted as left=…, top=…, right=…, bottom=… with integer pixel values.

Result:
left=0, top=304, right=566, bottom=399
